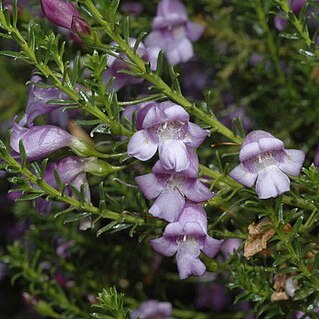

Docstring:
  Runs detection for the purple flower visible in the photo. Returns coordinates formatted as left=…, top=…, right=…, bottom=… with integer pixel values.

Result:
left=131, top=300, right=174, bottom=319
left=145, top=0, right=205, bottom=65
left=10, top=122, right=76, bottom=160
left=229, top=130, right=305, bottom=199
left=19, top=75, right=74, bottom=127
left=103, top=39, right=159, bottom=92
left=296, top=308, right=319, bottom=319
left=151, top=202, right=223, bottom=279
left=127, top=101, right=208, bottom=172
left=136, top=155, right=213, bottom=222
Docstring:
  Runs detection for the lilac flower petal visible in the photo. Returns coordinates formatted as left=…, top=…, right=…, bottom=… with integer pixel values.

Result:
left=184, top=179, right=214, bottom=202
left=179, top=201, right=208, bottom=230
left=153, top=14, right=187, bottom=29
left=141, top=104, right=167, bottom=129
left=152, top=148, right=198, bottom=177
left=202, top=236, right=224, bottom=258
left=183, top=222, right=206, bottom=237
left=229, top=164, right=257, bottom=187
left=159, top=139, right=190, bottom=172
left=186, top=21, right=205, bottom=41
left=157, top=0, right=187, bottom=19
left=239, top=141, right=260, bottom=162
left=176, top=241, right=205, bottom=279
left=127, top=130, right=158, bottom=161
left=162, top=102, right=190, bottom=122
left=258, top=137, right=284, bottom=152
left=183, top=122, right=208, bottom=147
left=135, top=173, right=165, bottom=199
left=177, top=255, right=206, bottom=280
left=10, top=123, right=73, bottom=160
left=166, top=37, right=194, bottom=65
left=150, top=237, right=178, bottom=257
left=149, top=189, right=185, bottom=222
left=163, top=222, right=184, bottom=237
left=256, top=166, right=290, bottom=199
left=279, top=149, right=305, bottom=176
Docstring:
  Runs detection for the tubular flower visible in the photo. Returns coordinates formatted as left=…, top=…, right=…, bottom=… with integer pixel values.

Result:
left=229, top=130, right=305, bottom=199
left=135, top=154, right=213, bottom=222
left=151, top=202, right=223, bottom=280
left=10, top=123, right=76, bottom=160
left=127, top=101, right=208, bottom=172
left=145, top=0, right=205, bottom=65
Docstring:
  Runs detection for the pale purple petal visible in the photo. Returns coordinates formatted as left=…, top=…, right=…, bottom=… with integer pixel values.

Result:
left=183, top=122, right=208, bottom=147
left=165, top=37, right=194, bottom=65
left=157, top=0, right=187, bottom=19
left=152, top=148, right=198, bottom=177
left=161, top=102, right=189, bottom=122
left=183, top=222, right=206, bottom=237
left=10, top=123, right=73, bottom=160
left=229, top=164, right=257, bottom=187
left=179, top=201, right=207, bottom=230
left=141, top=104, right=167, bottom=129
left=256, top=166, right=290, bottom=199
left=279, top=149, right=305, bottom=176
left=159, top=139, right=190, bottom=172
left=184, top=179, right=214, bottom=202
left=239, top=141, right=260, bottom=162
left=149, top=190, right=185, bottom=222
left=186, top=21, right=205, bottom=41
left=176, top=240, right=205, bottom=279
left=163, top=222, right=184, bottom=237
left=127, top=130, right=158, bottom=161
left=135, top=173, right=165, bottom=199
left=258, top=137, right=284, bottom=152
left=202, top=236, right=224, bottom=258
left=150, top=237, right=178, bottom=257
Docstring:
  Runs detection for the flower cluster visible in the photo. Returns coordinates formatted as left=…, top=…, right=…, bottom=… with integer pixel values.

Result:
left=128, top=100, right=223, bottom=279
